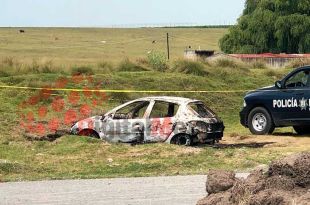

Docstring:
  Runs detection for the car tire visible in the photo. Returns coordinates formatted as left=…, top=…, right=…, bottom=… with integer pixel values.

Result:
left=172, top=134, right=192, bottom=146
left=248, top=107, right=274, bottom=135
left=79, top=129, right=99, bottom=139
left=293, top=126, right=310, bottom=135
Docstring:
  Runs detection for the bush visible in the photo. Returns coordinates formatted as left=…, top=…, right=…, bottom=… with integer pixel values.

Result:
left=216, top=58, right=238, bottom=68
left=147, top=51, right=168, bottom=72
left=264, top=69, right=283, bottom=79
left=2, top=57, right=15, bottom=67
left=40, top=60, right=54, bottom=73
left=251, top=60, right=267, bottom=69
left=286, top=59, right=310, bottom=69
left=97, top=61, right=114, bottom=72
left=71, top=66, right=94, bottom=75
left=0, top=70, right=10, bottom=77
left=173, top=60, right=208, bottom=76
left=109, top=92, right=131, bottom=104
left=136, top=58, right=149, bottom=65
left=117, top=59, right=148, bottom=72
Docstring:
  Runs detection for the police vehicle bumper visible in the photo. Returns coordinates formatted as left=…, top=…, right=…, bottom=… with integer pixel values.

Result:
left=240, top=108, right=248, bottom=128
left=240, top=100, right=251, bottom=127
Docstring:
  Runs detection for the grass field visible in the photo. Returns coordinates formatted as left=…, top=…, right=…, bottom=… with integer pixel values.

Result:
left=0, top=28, right=309, bottom=182
left=0, top=27, right=227, bottom=65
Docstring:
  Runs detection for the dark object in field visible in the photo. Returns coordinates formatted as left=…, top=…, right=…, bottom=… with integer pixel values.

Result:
left=19, top=30, right=25, bottom=33
left=197, top=152, right=310, bottom=205
left=24, top=129, right=70, bottom=142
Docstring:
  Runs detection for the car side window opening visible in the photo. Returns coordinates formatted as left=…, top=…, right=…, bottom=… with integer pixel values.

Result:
left=149, top=101, right=179, bottom=118
left=113, top=101, right=150, bottom=120
left=285, top=70, right=310, bottom=88
left=188, top=102, right=215, bottom=118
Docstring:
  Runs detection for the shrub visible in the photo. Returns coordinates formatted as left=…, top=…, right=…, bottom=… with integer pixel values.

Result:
left=2, top=57, right=15, bottom=67
left=28, top=60, right=40, bottom=73
left=71, top=66, right=94, bottom=75
left=0, top=70, right=10, bottom=77
left=173, top=60, right=208, bottom=76
left=264, top=69, right=283, bottom=79
left=147, top=51, right=168, bottom=72
left=286, top=59, right=310, bottom=69
left=97, top=61, right=114, bottom=72
left=136, top=58, right=149, bottom=65
left=41, top=60, right=54, bottom=73
left=251, top=60, right=267, bottom=69
left=117, top=59, right=148, bottom=72
left=109, top=92, right=130, bottom=104
left=215, top=58, right=238, bottom=68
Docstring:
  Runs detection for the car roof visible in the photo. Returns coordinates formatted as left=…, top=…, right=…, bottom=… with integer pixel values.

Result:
left=134, top=96, right=200, bottom=104
left=295, top=65, right=310, bottom=71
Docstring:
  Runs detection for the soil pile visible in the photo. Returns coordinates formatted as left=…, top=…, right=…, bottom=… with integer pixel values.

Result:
left=197, top=152, right=310, bottom=205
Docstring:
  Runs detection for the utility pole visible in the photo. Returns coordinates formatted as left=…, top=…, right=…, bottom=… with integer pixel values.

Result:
left=166, top=33, right=170, bottom=60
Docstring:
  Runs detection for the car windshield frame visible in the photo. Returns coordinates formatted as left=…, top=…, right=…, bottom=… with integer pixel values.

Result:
left=187, top=102, right=215, bottom=118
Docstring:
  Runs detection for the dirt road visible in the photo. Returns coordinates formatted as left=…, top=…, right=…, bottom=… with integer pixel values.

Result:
left=0, top=174, right=249, bottom=205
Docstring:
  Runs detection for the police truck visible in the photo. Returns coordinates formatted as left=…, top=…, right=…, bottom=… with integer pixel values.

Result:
left=240, top=66, right=310, bottom=135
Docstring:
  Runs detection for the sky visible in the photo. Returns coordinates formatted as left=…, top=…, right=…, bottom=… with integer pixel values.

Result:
left=0, top=0, right=246, bottom=27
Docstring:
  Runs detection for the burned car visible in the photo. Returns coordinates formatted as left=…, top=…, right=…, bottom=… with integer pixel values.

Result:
left=71, top=97, right=224, bottom=145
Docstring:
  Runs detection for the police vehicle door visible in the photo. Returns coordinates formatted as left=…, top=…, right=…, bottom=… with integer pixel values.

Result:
left=281, top=69, right=310, bottom=123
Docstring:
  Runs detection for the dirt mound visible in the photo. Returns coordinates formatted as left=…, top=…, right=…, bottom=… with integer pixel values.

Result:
left=269, top=152, right=310, bottom=188
left=197, top=152, right=310, bottom=205
left=197, top=191, right=232, bottom=205
left=206, top=170, right=235, bottom=194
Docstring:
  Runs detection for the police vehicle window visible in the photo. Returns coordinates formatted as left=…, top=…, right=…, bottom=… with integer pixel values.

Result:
left=188, top=102, right=215, bottom=118
left=149, top=101, right=179, bottom=118
left=285, top=70, right=310, bottom=88
left=114, top=101, right=150, bottom=119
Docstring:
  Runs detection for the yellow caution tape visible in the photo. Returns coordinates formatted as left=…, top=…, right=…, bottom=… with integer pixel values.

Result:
left=0, top=85, right=250, bottom=93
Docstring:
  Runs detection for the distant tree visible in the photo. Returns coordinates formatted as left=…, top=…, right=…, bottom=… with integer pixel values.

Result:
left=220, top=0, right=310, bottom=54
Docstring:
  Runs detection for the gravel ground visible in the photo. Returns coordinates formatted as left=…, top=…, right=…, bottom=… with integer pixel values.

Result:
left=0, top=174, right=249, bottom=205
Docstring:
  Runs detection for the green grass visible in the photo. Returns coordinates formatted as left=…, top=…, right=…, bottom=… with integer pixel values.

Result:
left=0, top=28, right=308, bottom=182
left=0, top=60, right=302, bottom=182
left=0, top=27, right=227, bottom=65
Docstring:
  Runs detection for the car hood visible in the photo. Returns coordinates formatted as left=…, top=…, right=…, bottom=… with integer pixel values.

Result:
left=246, top=85, right=276, bottom=96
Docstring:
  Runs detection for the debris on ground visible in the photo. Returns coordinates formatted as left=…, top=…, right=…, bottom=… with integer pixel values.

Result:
left=230, top=133, right=251, bottom=140
left=23, top=130, right=70, bottom=142
left=197, top=152, right=310, bottom=205
left=212, top=142, right=274, bottom=149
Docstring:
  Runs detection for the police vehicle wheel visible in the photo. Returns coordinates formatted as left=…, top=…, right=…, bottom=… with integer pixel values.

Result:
left=293, top=126, right=310, bottom=135
left=248, top=107, right=274, bottom=135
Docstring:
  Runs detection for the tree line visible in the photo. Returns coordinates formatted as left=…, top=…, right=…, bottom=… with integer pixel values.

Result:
left=220, top=0, right=310, bottom=54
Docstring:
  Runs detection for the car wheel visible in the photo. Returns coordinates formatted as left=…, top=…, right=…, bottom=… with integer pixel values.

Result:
left=293, top=126, right=310, bottom=135
left=248, top=107, right=274, bottom=135
left=79, top=130, right=99, bottom=139
left=172, top=134, right=192, bottom=146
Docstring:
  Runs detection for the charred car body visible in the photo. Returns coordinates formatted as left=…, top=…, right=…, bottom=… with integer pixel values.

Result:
left=71, top=97, right=224, bottom=145
left=240, top=66, right=310, bottom=135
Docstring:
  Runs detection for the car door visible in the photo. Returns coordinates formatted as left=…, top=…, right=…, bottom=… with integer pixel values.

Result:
left=104, top=101, right=151, bottom=142
left=145, top=101, right=179, bottom=142
left=276, top=69, right=310, bottom=125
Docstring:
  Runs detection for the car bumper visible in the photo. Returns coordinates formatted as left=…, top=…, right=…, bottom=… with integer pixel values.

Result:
left=240, top=108, right=248, bottom=127
left=196, top=131, right=224, bottom=143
